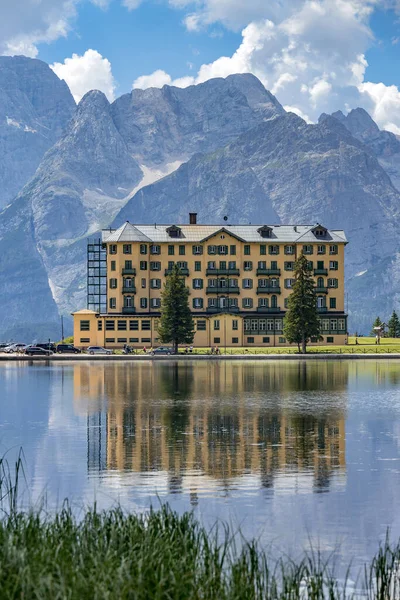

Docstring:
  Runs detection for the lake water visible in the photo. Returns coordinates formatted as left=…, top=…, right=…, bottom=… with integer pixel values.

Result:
left=1, top=359, right=400, bottom=569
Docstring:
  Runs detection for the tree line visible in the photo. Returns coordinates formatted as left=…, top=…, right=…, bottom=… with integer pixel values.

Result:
left=370, top=314, right=400, bottom=338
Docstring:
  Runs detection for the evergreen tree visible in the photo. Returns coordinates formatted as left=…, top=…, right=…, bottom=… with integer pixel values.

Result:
left=283, top=254, right=321, bottom=353
left=370, top=316, right=382, bottom=336
left=158, top=265, right=195, bottom=353
left=388, top=311, right=400, bottom=338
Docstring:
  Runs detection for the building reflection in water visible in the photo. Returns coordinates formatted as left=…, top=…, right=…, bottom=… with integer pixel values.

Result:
left=74, top=361, right=347, bottom=496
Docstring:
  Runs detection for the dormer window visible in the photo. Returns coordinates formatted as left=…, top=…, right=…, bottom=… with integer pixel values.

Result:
left=257, top=225, right=273, bottom=238
left=312, top=225, right=328, bottom=238
left=166, top=225, right=182, bottom=238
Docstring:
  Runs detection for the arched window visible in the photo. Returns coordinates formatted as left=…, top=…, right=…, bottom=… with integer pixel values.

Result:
left=271, top=295, right=277, bottom=308
left=317, top=277, right=324, bottom=288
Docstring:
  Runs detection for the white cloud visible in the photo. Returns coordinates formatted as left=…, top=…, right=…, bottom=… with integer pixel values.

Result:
left=132, top=69, right=195, bottom=89
left=359, top=81, right=400, bottom=134
left=122, top=0, right=143, bottom=10
left=51, top=49, right=116, bottom=102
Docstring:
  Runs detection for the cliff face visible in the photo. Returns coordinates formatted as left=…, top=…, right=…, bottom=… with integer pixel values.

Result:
left=0, top=56, right=75, bottom=208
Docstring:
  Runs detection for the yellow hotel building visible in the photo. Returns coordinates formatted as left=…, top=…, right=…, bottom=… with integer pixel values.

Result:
left=72, top=213, right=348, bottom=349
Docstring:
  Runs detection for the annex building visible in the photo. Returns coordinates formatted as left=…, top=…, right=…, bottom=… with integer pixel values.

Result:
left=72, top=213, right=348, bottom=349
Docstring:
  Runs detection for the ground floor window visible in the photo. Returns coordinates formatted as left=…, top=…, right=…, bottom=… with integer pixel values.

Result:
left=232, top=337, right=239, bottom=343
left=197, top=320, right=206, bottom=331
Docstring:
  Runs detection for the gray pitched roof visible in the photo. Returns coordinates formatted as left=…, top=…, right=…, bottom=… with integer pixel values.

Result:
left=102, top=222, right=347, bottom=244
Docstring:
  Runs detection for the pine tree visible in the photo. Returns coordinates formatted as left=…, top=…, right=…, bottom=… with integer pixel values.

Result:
left=283, top=254, right=321, bottom=353
left=370, top=316, right=382, bottom=336
left=158, top=265, right=195, bottom=353
left=388, top=311, right=400, bottom=338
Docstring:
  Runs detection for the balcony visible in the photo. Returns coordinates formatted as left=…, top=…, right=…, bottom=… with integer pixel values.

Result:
left=165, top=268, right=189, bottom=276
left=256, top=268, right=281, bottom=276
left=205, top=268, right=240, bottom=276
left=122, top=286, right=136, bottom=294
left=315, top=286, right=328, bottom=294
left=122, top=307, right=136, bottom=314
left=207, top=306, right=240, bottom=313
left=317, top=307, right=328, bottom=313
left=256, top=286, right=281, bottom=294
left=122, top=268, right=136, bottom=275
left=256, top=307, right=281, bottom=313
left=206, top=286, right=240, bottom=294
left=314, top=268, right=328, bottom=275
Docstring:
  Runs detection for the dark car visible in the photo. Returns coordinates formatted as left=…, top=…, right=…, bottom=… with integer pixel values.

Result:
left=25, top=346, right=53, bottom=356
left=36, top=342, right=57, bottom=352
left=56, top=344, right=81, bottom=354
left=151, top=347, right=172, bottom=355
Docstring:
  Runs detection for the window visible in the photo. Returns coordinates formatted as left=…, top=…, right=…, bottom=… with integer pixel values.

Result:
left=330, top=297, right=336, bottom=309
left=109, top=278, right=117, bottom=289
left=229, top=279, right=238, bottom=288
left=338, top=318, right=345, bottom=331
left=219, top=297, right=227, bottom=308
left=214, top=320, right=220, bottom=330
left=118, top=320, right=127, bottom=331
left=109, top=297, right=116, bottom=309
left=124, top=278, right=134, bottom=288
left=244, top=261, right=252, bottom=271
left=105, top=320, right=115, bottom=330
left=271, top=261, right=278, bottom=270
left=129, top=338, right=139, bottom=343
left=322, top=319, right=329, bottom=331
left=232, top=320, right=238, bottom=330
left=111, top=260, right=116, bottom=271
left=80, top=320, right=90, bottom=331
left=214, top=337, right=221, bottom=344
left=109, top=244, right=117, bottom=254
left=271, top=295, right=278, bottom=308
left=193, top=298, right=203, bottom=308
left=208, top=245, right=217, bottom=255
left=141, top=338, right=151, bottom=343
left=105, top=338, right=115, bottom=343
left=129, top=320, right=139, bottom=330
left=150, top=261, right=161, bottom=271
left=279, top=337, right=286, bottom=343
left=327, top=336, right=334, bottom=343
left=228, top=261, right=236, bottom=269
left=329, top=245, right=338, bottom=255
left=258, top=261, right=267, bottom=270
left=317, top=296, right=325, bottom=308
left=80, top=338, right=90, bottom=343
left=151, top=298, right=161, bottom=308
left=150, top=279, right=161, bottom=289
left=219, top=261, right=226, bottom=270
left=230, top=245, right=236, bottom=255
left=117, top=338, right=127, bottom=343
left=269, top=245, right=279, bottom=255
left=247, top=337, right=254, bottom=344
left=193, top=245, right=203, bottom=255
left=168, top=245, right=175, bottom=255
left=124, top=296, right=133, bottom=308
left=329, top=261, right=338, bottom=270
left=244, top=245, right=251, bottom=255
left=263, top=337, right=270, bottom=343
left=284, top=298, right=289, bottom=308
left=284, top=262, right=294, bottom=271
left=258, top=298, right=268, bottom=307
left=285, top=279, right=294, bottom=289
left=303, top=245, right=313, bottom=255
left=179, top=245, right=185, bottom=255
left=141, top=320, right=151, bottom=330
left=197, top=320, right=206, bottom=331
left=140, top=244, right=147, bottom=255
left=140, top=298, right=147, bottom=309
left=150, top=245, right=161, bottom=255
left=330, top=319, right=337, bottom=330
left=193, top=279, right=203, bottom=289
left=317, top=245, right=326, bottom=254
left=306, top=261, right=313, bottom=271
left=219, top=245, right=228, bottom=255
left=141, top=278, right=146, bottom=289
left=140, top=261, right=147, bottom=270
left=220, top=278, right=227, bottom=288
left=232, top=337, right=239, bottom=344
left=259, top=278, right=267, bottom=288
left=243, top=279, right=253, bottom=289
left=260, top=244, right=266, bottom=255
left=327, top=278, right=338, bottom=288
left=195, top=261, right=201, bottom=271
left=123, top=244, right=132, bottom=254
left=125, top=260, right=132, bottom=270
left=177, top=261, right=187, bottom=270
left=243, top=298, right=253, bottom=308
left=98, top=321, right=102, bottom=331
left=208, top=298, right=217, bottom=308
left=208, top=261, right=216, bottom=270
left=284, top=245, right=294, bottom=255
left=275, top=318, right=283, bottom=330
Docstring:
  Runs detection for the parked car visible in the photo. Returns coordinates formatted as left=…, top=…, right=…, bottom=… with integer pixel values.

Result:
left=4, top=343, right=27, bottom=353
left=151, top=347, right=173, bottom=355
left=36, top=342, right=57, bottom=352
left=56, top=344, right=81, bottom=354
left=86, top=346, right=112, bottom=355
left=24, top=346, right=53, bottom=356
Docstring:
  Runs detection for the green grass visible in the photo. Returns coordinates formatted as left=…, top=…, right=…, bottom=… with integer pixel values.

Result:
left=1, top=455, right=400, bottom=598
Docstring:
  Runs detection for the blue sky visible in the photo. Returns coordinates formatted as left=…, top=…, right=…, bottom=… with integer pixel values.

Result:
left=2, top=0, right=400, bottom=133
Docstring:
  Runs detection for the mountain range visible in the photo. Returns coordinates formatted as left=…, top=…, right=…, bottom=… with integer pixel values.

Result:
left=0, top=55, right=399, bottom=339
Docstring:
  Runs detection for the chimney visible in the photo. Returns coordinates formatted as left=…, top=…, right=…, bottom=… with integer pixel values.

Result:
left=189, top=212, right=197, bottom=225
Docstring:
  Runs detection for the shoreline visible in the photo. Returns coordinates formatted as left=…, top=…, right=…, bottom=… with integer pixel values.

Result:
left=2, top=352, right=400, bottom=361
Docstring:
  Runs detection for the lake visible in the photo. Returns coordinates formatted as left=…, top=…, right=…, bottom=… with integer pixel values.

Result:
left=1, top=359, right=400, bottom=569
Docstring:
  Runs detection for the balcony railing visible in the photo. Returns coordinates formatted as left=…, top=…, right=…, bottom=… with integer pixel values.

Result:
left=256, top=268, right=281, bottom=276
left=207, top=306, right=240, bottom=313
left=206, top=286, right=240, bottom=294
left=256, top=286, right=281, bottom=294
left=122, top=286, right=136, bottom=294
left=314, top=268, right=328, bottom=275
left=317, top=306, right=328, bottom=312
left=122, top=268, right=136, bottom=275
left=165, top=268, right=189, bottom=276
left=122, top=307, right=136, bottom=314
left=256, top=307, right=281, bottom=313
left=315, top=286, right=328, bottom=294
left=205, top=268, right=240, bottom=276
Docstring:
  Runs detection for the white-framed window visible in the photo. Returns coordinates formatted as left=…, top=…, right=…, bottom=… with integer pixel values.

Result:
left=327, top=278, right=338, bottom=288
left=220, top=278, right=227, bottom=287
left=193, top=245, right=203, bottom=255
left=141, top=278, right=146, bottom=288
left=219, top=297, right=227, bottom=308
left=244, top=261, right=252, bottom=271
left=285, top=245, right=294, bottom=255
left=259, top=319, right=266, bottom=331
left=193, top=298, right=203, bottom=308
left=269, top=245, right=279, bottom=255
left=193, top=279, right=203, bottom=289
left=317, top=296, right=325, bottom=308
left=329, top=245, right=338, bottom=255
left=208, top=261, right=216, bottom=270
left=109, top=297, right=116, bottom=309
left=259, top=279, right=267, bottom=288
left=329, top=261, right=338, bottom=270
left=207, top=279, right=216, bottom=288
left=338, top=319, right=345, bottom=331
left=150, top=279, right=161, bottom=289
left=258, top=261, right=267, bottom=269
left=317, top=245, right=326, bottom=254
left=109, top=244, right=117, bottom=254
left=110, top=278, right=117, bottom=289
left=229, top=298, right=238, bottom=308
left=285, top=279, right=294, bottom=289
left=243, top=279, right=252, bottom=288
left=219, top=245, right=227, bottom=255
left=150, top=245, right=161, bottom=254
left=208, top=298, right=217, bottom=307
left=259, top=298, right=268, bottom=307
left=243, top=298, right=253, bottom=308
left=140, top=298, right=147, bottom=308
left=275, top=319, right=283, bottom=330
left=208, top=245, right=217, bottom=255
left=322, top=319, right=330, bottom=331
left=270, top=278, right=278, bottom=288
left=330, top=319, right=338, bottom=330
left=124, top=278, right=133, bottom=288
left=124, top=296, right=133, bottom=308
left=151, top=298, right=161, bottom=308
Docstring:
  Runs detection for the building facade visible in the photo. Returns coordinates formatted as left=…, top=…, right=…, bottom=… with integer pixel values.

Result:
left=72, top=214, right=348, bottom=348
